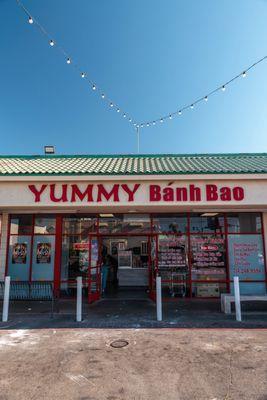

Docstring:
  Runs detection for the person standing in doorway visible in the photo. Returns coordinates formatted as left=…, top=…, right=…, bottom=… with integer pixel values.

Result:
left=101, top=256, right=110, bottom=295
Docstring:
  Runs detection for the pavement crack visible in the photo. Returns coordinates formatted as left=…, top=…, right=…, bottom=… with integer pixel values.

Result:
left=223, top=347, right=234, bottom=400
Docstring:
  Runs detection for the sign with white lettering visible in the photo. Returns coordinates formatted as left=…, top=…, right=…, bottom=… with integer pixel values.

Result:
left=228, top=234, right=266, bottom=295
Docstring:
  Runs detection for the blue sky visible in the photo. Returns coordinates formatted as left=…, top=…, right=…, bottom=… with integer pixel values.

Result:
left=0, top=0, right=267, bottom=155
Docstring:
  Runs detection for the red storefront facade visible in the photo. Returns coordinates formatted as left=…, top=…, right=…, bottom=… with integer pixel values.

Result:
left=4, top=212, right=267, bottom=302
left=0, top=153, right=267, bottom=303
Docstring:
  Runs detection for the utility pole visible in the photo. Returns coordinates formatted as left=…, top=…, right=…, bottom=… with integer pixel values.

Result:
left=136, top=126, right=140, bottom=154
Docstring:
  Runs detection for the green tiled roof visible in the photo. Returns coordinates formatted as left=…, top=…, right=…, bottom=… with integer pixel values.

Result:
left=0, top=153, right=266, bottom=176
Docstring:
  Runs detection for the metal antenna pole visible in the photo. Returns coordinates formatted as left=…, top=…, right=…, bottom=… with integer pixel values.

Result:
left=136, top=127, right=140, bottom=154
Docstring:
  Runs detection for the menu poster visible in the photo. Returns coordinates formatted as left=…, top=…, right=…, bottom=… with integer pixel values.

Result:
left=12, top=243, right=27, bottom=264
left=36, top=242, right=51, bottom=264
left=191, top=237, right=225, bottom=268
left=228, top=234, right=266, bottom=295
left=158, top=235, right=187, bottom=268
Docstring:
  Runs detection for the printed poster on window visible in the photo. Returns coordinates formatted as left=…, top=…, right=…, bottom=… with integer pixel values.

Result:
left=36, top=242, right=51, bottom=264
left=12, top=243, right=27, bottom=264
left=228, top=234, right=266, bottom=295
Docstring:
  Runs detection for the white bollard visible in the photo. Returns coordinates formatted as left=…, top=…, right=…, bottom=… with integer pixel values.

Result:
left=234, top=276, right=242, bottom=322
left=2, top=276, right=11, bottom=322
left=156, top=275, right=162, bottom=321
left=76, top=276, right=82, bottom=322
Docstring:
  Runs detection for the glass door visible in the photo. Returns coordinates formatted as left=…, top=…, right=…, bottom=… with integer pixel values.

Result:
left=88, top=235, right=102, bottom=303
left=148, top=235, right=158, bottom=301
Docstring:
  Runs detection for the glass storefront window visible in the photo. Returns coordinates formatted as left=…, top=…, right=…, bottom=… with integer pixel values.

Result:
left=63, top=216, right=98, bottom=235
left=228, top=234, right=266, bottom=295
left=8, top=235, right=32, bottom=280
left=190, top=234, right=227, bottom=282
left=158, top=235, right=189, bottom=297
left=190, top=213, right=225, bottom=233
left=152, top=214, right=187, bottom=234
left=227, top=213, right=262, bottom=233
left=31, top=235, right=55, bottom=281
left=99, top=214, right=151, bottom=234
left=10, top=215, right=33, bottom=235
left=61, top=235, right=89, bottom=281
left=34, top=216, right=56, bottom=234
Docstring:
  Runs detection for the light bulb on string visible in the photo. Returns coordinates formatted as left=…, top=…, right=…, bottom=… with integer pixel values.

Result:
left=147, top=123, right=150, bottom=127
left=153, top=121, right=156, bottom=125
left=141, top=124, right=144, bottom=128
left=204, top=96, right=208, bottom=102
left=49, top=40, right=55, bottom=46
left=66, top=58, right=71, bottom=64
left=81, top=72, right=85, bottom=78
left=242, top=71, right=247, bottom=78
left=129, top=118, right=132, bottom=122
left=101, top=93, right=105, bottom=99
left=110, top=102, right=114, bottom=107
left=28, top=16, right=33, bottom=24
left=178, top=110, right=182, bottom=115
left=221, top=85, right=226, bottom=91
left=117, top=108, right=120, bottom=113
left=92, top=85, right=96, bottom=90
left=123, top=114, right=126, bottom=118
left=190, top=104, right=194, bottom=109
left=160, top=118, right=163, bottom=123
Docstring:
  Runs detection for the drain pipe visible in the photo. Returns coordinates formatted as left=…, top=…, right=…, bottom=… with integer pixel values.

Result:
left=156, top=275, right=162, bottom=321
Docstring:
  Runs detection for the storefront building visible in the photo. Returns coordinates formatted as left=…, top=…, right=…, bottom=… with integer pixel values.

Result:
left=0, top=153, right=267, bottom=302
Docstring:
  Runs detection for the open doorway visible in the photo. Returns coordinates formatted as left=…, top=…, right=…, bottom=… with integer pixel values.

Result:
left=100, top=236, right=150, bottom=299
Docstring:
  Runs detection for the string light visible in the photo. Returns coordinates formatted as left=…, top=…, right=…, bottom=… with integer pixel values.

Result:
left=16, top=0, right=267, bottom=132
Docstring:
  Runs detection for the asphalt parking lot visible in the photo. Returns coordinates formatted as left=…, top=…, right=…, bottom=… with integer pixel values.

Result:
left=0, top=328, right=266, bottom=400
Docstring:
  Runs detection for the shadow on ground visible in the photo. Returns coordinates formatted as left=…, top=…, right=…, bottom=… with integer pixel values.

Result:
left=1, top=298, right=267, bottom=329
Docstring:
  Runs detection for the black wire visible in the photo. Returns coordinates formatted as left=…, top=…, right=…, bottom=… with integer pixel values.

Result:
left=16, top=0, right=267, bottom=128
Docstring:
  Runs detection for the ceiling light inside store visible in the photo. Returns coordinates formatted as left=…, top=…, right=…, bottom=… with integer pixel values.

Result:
left=201, top=213, right=219, bottom=217
left=99, top=214, right=114, bottom=218
left=99, top=222, right=109, bottom=227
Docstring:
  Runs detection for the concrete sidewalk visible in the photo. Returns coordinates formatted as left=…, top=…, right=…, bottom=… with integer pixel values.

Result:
left=1, top=298, right=267, bottom=329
